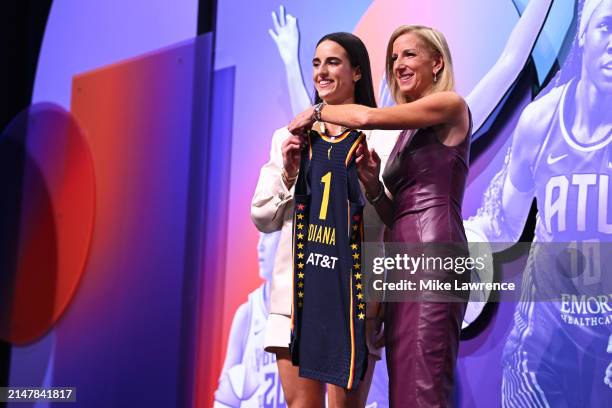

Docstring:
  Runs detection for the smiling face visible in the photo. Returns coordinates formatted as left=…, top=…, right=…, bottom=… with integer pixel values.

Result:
left=391, top=32, right=443, bottom=101
left=582, top=0, right=612, bottom=93
left=312, top=40, right=361, bottom=105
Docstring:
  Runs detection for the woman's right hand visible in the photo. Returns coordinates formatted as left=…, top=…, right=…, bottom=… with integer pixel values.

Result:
left=355, top=139, right=382, bottom=196
left=281, top=135, right=304, bottom=181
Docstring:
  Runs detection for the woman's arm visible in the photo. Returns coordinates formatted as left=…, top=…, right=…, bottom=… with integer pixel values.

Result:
left=467, top=0, right=553, bottom=133
left=251, top=128, right=295, bottom=232
left=289, top=92, right=467, bottom=133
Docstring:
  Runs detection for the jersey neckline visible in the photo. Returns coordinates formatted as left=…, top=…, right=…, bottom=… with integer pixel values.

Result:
left=312, top=129, right=353, bottom=143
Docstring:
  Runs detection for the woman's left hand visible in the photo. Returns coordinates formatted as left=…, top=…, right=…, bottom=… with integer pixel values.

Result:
left=355, top=139, right=382, bottom=195
left=288, top=106, right=315, bottom=135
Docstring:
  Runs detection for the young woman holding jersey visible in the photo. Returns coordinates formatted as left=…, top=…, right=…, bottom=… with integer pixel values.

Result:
left=251, top=32, right=396, bottom=407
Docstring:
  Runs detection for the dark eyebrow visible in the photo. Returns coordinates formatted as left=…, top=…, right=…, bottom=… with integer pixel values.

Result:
left=313, top=56, right=342, bottom=64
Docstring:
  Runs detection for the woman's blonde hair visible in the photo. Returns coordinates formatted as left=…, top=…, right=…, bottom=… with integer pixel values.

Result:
left=385, top=25, right=455, bottom=103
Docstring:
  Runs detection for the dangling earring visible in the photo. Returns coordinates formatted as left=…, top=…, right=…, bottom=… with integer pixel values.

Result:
left=433, top=72, right=438, bottom=83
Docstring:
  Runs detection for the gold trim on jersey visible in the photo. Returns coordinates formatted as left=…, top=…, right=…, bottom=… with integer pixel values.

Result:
left=347, top=270, right=356, bottom=388
left=345, top=132, right=365, bottom=166
left=307, top=132, right=313, bottom=160
left=347, top=200, right=356, bottom=389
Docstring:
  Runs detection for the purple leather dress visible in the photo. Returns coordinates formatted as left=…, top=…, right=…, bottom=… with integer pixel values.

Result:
left=381, top=119, right=471, bottom=407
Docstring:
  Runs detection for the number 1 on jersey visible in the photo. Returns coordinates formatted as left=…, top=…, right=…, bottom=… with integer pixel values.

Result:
left=319, top=172, right=331, bottom=220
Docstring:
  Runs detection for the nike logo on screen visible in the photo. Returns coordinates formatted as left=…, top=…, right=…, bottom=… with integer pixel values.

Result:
left=547, top=153, right=568, bottom=165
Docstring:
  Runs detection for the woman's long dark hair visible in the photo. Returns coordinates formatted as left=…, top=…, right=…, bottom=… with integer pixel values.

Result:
left=313, top=32, right=377, bottom=108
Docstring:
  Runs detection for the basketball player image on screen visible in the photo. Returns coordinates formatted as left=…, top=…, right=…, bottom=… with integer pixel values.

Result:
left=464, top=0, right=612, bottom=405
left=214, top=231, right=286, bottom=408
left=268, top=0, right=555, bottom=330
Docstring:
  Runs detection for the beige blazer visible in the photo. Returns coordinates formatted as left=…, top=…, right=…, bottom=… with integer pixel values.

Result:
left=251, top=127, right=399, bottom=317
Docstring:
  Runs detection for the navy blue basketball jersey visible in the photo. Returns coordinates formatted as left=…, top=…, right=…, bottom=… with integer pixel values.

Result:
left=289, top=129, right=367, bottom=389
